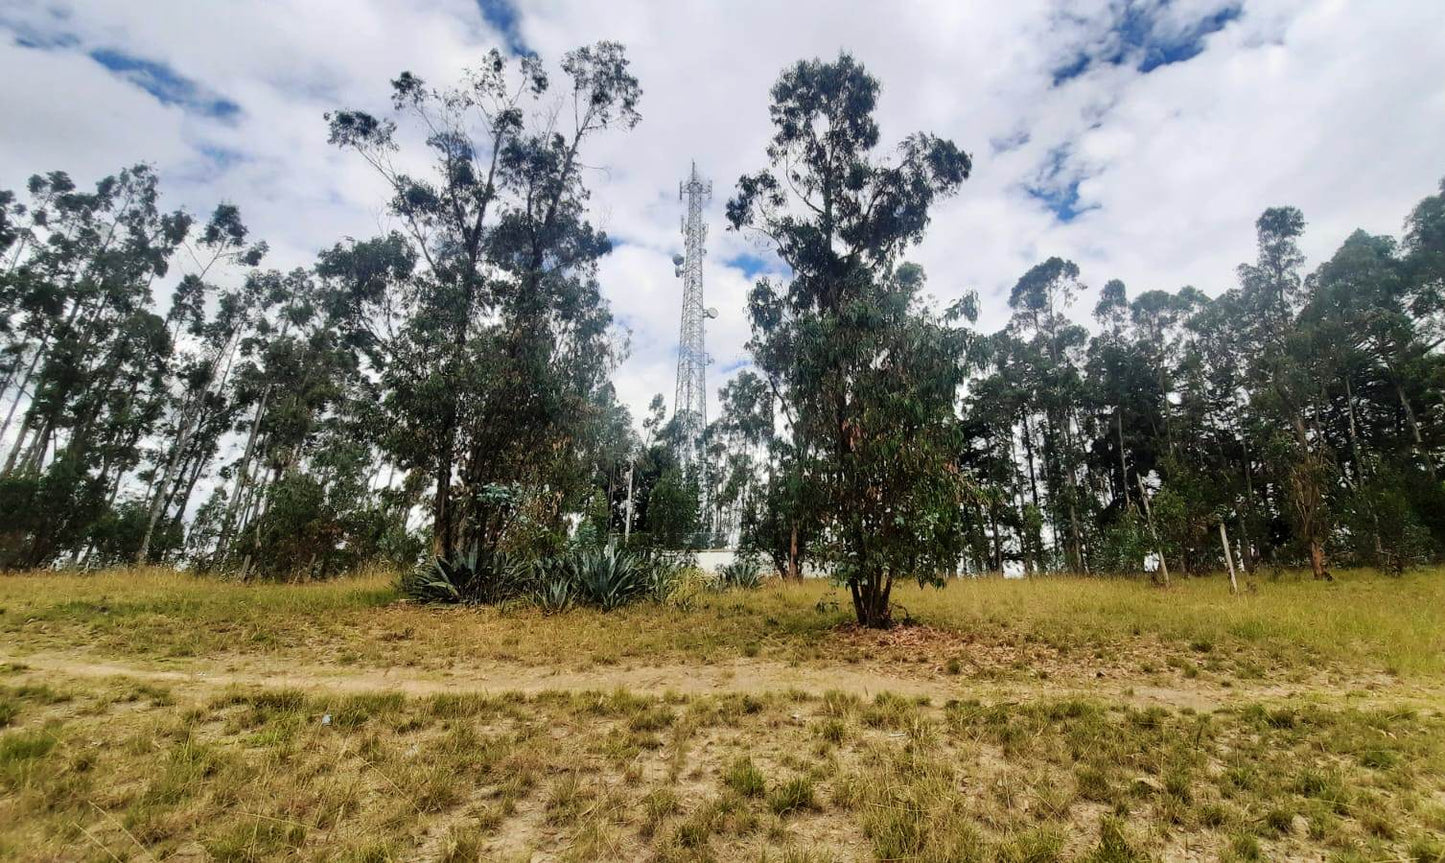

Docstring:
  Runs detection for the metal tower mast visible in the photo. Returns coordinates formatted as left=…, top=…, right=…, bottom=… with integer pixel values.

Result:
left=672, top=162, right=716, bottom=469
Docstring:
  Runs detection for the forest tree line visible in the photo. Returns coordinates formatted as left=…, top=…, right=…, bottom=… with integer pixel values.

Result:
left=1, top=47, right=1442, bottom=617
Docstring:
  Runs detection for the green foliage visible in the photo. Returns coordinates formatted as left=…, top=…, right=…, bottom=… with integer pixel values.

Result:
left=643, top=467, right=700, bottom=549
left=3, top=57, right=1445, bottom=587
left=530, top=557, right=578, bottom=614
left=1094, top=509, right=1153, bottom=577
left=739, top=450, right=816, bottom=579
left=399, top=544, right=530, bottom=606
left=717, top=554, right=764, bottom=590
left=566, top=547, right=649, bottom=611
left=722, top=757, right=767, bottom=798
left=728, top=53, right=973, bottom=626
left=1339, top=464, right=1437, bottom=574
left=766, top=776, right=816, bottom=816
left=329, top=43, right=641, bottom=565
left=401, top=544, right=678, bottom=612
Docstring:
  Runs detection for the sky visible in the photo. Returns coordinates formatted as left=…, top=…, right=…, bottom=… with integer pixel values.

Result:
left=3, top=0, right=1444, bottom=430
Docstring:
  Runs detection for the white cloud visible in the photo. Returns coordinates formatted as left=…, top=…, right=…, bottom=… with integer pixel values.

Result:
left=3, top=0, right=1443, bottom=429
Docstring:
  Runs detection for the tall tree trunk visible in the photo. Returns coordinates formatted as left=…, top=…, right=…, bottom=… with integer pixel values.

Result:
left=0, top=340, right=46, bottom=448
left=21, top=420, right=52, bottom=474
left=1307, top=540, right=1330, bottom=581
left=1136, top=475, right=1170, bottom=587
left=1395, top=379, right=1436, bottom=481
left=1116, top=408, right=1130, bottom=509
left=218, top=389, right=270, bottom=554
left=1220, top=522, right=1238, bottom=594
left=1019, top=414, right=1045, bottom=566
left=432, top=449, right=454, bottom=560
left=166, top=452, right=208, bottom=554
left=1238, top=432, right=1257, bottom=574
left=137, top=399, right=201, bottom=563
left=1344, top=376, right=1365, bottom=487
left=2, top=412, right=33, bottom=475
left=988, top=496, right=1003, bottom=573
left=1061, top=413, right=1086, bottom=573
left=787, top=520, right=800, bottom=580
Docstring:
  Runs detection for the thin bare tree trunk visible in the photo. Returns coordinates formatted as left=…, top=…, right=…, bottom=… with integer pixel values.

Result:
left=3, top=412, right=33, bottom=475
left=0, top=341, right=46, bottom=448
left=1220, top=522, right=1238, bottom=595
left=1136, top=475, right=1169, bottom=587
left=1396, top=380, right=1436, bottom=481
left=1116, top=409, right=1130, bottom=509
left=218, top=390, right=270, bottom=554
left=787, top=521, right=800, bottom=580
left=137, top=399, right=201, bottom=563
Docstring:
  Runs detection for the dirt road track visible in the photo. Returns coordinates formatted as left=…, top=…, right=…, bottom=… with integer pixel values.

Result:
left=9, top=650, right=1439, bottom=713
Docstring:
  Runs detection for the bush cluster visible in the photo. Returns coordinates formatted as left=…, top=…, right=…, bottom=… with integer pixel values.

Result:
left=399, top=545, right=762, bottom=612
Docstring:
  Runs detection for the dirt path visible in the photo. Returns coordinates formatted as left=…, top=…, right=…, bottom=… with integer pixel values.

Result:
left=10, top=649, right=1441, bottom=713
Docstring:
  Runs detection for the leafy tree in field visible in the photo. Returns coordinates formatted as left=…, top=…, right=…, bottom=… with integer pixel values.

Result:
left=706, top=370, right=775, bottom=550
left=1238, top=207, right=1335, bottom=579
left=1006, top=257, right=1092, bottom=573
left=740, top=443, right=819, bottom=579
left=328, top=43, right=640, bottom=562
left=3, top=65, right=1445, bottom=587
left=727, top=54, right=973, bottom=626
left=135, top=203, right=267, bottom=564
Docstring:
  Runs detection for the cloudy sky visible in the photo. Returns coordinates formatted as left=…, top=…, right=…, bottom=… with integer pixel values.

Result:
left=3, top=0, right=1444, bottom=428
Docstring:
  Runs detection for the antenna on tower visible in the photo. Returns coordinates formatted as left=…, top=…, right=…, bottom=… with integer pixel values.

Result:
left=672, top=161, right=713, bottom=485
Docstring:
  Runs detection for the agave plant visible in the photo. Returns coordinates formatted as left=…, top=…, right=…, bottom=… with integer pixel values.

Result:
left=640, top=552, right=681, bottom=602
left=530, top=556, right=576, bottom=613
left=568, top=547, right=647, bottom=611
left=399, top=544, right=530, bottom=605
left=532, top=578, right=575, bottom=614
left=717, top=555, right=764, bottom=590
left=398, top=561, right=463, bottom=604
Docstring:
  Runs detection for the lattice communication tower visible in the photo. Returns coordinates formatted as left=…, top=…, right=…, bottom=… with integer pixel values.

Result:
left=672, top=161, right=717, bottom=470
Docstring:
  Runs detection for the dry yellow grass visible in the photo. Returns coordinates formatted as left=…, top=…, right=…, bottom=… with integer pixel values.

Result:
left=3, top=567, right=1444, bottom=860
left=2, top=566, right=1442, bottom=679
left=3, top=671, right=1444, bottom=862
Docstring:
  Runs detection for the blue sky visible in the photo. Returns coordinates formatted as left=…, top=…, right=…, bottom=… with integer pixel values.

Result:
left=2, top=0, right=1444, bottom=427
left=88, top=47, right=241, bottom=119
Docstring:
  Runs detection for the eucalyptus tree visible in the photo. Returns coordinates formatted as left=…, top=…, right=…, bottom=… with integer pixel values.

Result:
left=1235, top=207, right=1337, bottom=578
left=706, top=370, right=774, bottom=547
left=328, top=42, right=641, bottom=560
left=961, top=345, right=1032, bottom=573
left=1300, top=229, right=1444, bottom=567
left=2, top=167, right=188, bottom=478
left=0, top=167, right=195, bottom=566
left=1088, top=279, right=1135, bottom=510
left=1084, top=279, right=1167, bottom=573
left=135, top=204, right=266, bottom=563
left=1007, top=257, right=1091, bottom=571
left=727, top=53, right=973, bottom=626
left=0, top=172, right=79, bottom=448
left=1403, top=177, right=1445, bottom=342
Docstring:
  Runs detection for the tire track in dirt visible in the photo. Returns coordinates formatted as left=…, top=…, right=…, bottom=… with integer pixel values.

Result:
left=9, top=650, right=1439, bottom=712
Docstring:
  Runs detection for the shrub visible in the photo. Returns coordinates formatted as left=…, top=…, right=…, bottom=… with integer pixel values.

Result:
left=1094, top=509, right=1154, bottom=577
left=661, top=567, right=710, bottom=610
left=531, top=560, right=576, bottom=614
left=717, top=554, right=764, bottom=590
left=640, top=550, right=688, bottom=602
left=399, top=544, right=530, bottom=605
left=405, top=545, right=680, bottom=612
left=568, top=547, right=649, bottom=610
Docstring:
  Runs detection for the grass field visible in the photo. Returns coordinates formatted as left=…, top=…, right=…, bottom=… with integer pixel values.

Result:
left=2, top=568, right=1443, bottom=861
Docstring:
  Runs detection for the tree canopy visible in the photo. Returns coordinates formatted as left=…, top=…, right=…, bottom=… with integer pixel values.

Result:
left=2, top=50, right=1444, bottom=628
